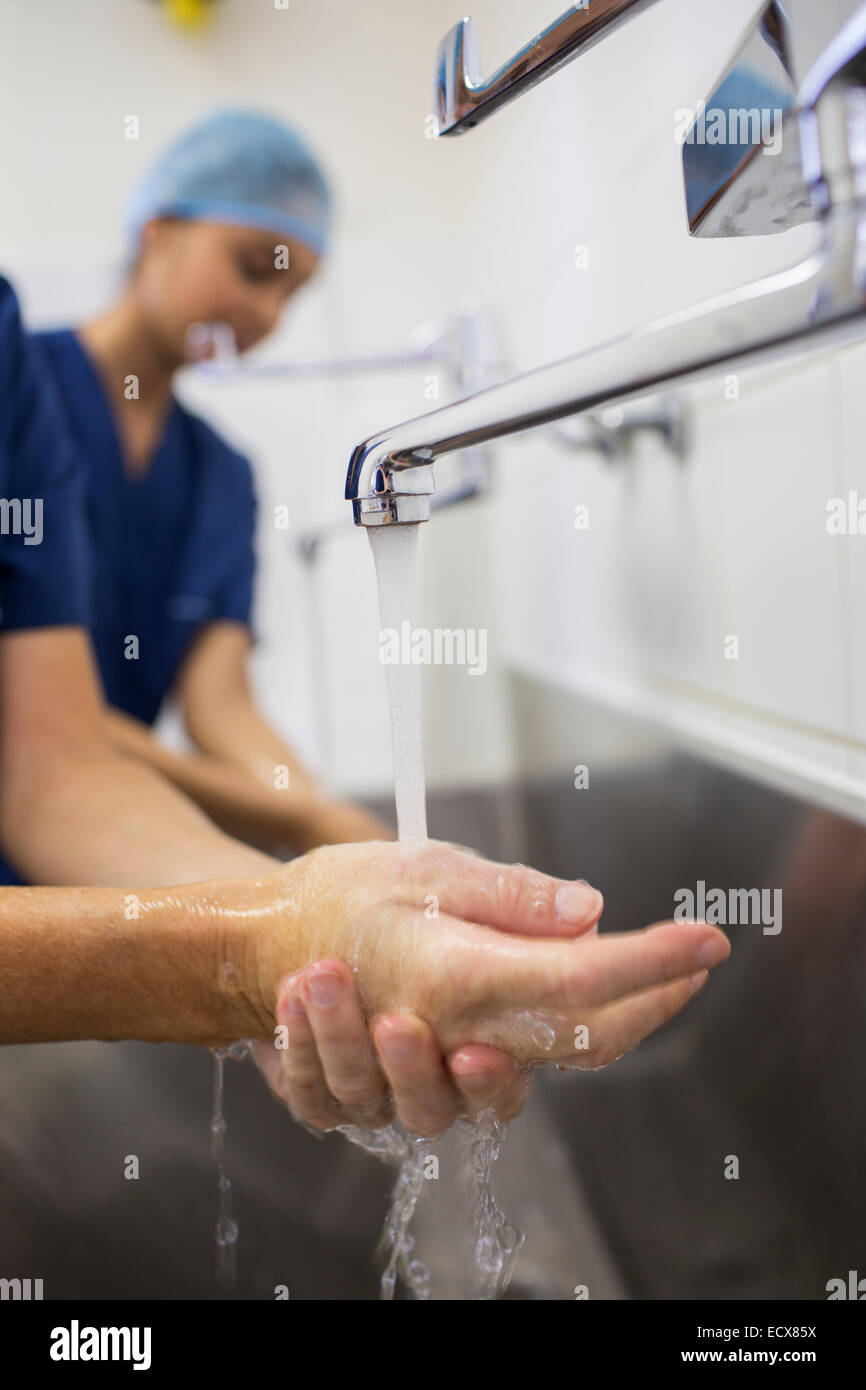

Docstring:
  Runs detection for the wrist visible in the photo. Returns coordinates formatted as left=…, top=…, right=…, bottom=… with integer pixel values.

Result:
left=121, top=884, right=262, bottom=1046
left=210, top=858, right=312, bottom=1041
left=120, top=877, right=282, bottom=1046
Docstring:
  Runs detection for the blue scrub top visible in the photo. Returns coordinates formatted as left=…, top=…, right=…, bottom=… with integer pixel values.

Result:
left=0, top=276, right=93, bottom=885
left=33, top=328, right=258, bottom=727
left=0, top=280, right=91, bottom=631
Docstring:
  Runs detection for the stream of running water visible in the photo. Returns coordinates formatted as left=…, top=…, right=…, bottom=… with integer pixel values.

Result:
left=357, top=522, right=524, bottom=1300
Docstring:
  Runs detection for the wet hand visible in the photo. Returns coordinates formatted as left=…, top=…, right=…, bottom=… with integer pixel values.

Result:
left=243, top=840, right=728, bottom=1082
left=252, top=961, right=535, bottom=1135
left=250, top=843, right=601, bottom=1134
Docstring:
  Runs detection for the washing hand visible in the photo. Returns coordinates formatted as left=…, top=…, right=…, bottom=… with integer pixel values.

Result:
left=255, top=862, right=601, bottom=1132
left=223, top=841, right=729, bottom=1136
left=253, top=959, right=538, bottom=1136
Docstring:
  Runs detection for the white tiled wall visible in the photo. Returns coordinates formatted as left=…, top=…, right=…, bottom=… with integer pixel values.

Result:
left=1, top=0, right=864, bottom=813
left=470, top=0, right=866, bottom=814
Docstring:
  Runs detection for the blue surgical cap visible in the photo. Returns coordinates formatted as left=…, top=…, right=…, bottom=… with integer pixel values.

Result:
left=126, top=108, right=333, bottom=256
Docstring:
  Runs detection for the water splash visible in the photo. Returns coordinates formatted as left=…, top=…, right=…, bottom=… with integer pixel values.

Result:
left=525, top=1016, right=556, bottom=1052
left=464, top=1110, right=525, bottom=1299
left=210, top=1041, right=252, bottom=1289
left=339, top=1120, right=432, bottom=1300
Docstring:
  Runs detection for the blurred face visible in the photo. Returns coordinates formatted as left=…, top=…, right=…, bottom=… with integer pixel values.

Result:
left=132, top=219, right=321, bottom=363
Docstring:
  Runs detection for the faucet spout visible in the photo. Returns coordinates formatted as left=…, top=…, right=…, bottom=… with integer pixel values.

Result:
left=346, top=203, right=865, bottom=527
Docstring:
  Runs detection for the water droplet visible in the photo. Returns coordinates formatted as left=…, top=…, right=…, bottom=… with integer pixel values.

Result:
left=216, top=1217, right=238, bottom=1247
left=529, top=1019, right=556, bottom=1051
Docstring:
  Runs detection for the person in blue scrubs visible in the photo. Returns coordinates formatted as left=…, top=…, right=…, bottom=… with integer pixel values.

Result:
left=1, top=271, right=552, bottom=1134
left=34, top=109, right=388, bottom=854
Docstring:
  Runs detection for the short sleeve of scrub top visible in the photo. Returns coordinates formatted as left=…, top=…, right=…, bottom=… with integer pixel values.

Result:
left=0, top=279, right=91, bottom=631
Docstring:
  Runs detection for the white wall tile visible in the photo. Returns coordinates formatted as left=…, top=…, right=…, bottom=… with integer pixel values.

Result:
left=698, top=360, right=849, bottom=735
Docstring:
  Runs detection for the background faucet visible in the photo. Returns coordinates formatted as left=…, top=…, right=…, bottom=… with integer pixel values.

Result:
left=186, top=299, right=689, bottom=558
left=347, top=1, right=866, bottom=528
left=187, top=302, right=502, bottom=557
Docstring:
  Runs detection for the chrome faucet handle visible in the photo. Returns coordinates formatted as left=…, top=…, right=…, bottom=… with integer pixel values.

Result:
left=434, top=0, right=659, bottom=137
left=684, top=0, right=866, bottom=237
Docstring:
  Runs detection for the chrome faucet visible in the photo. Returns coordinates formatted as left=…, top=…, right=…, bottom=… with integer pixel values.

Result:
left=186, top=303, right=504, bottom=549
left=346, top=0, right=866, bottom=528
left=187, top=308, right=492, bottom=380
left=434, top=1, right=660, bottom=136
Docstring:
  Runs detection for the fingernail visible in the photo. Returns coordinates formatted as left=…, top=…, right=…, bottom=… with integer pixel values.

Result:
left=555, top=882, right=603, bottom=923
left=286, top=991, right=306, bottom=1017
left=697, top=935, right=730, bottom=968
left=305, top=970, right=342, bottom=1008
left=689, top=970, right=709, bottom=997
left=456, top=1070, right=492, bottom=1091
left=378, top=1030, right=419, bottom=1063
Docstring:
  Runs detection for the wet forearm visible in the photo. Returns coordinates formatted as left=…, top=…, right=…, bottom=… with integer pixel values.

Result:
left=0, top=880, right=271, bottom=1046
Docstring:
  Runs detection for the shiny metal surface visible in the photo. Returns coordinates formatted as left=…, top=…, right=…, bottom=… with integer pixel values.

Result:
left=4, top=699, right=859, bottom=1299
left=348, top=15, right=866, bottom=528
left=346, top=199, right=866, bottom=525
left=434, top=0, right=659, bottom=136
left=505, top=673, right=866, bottom=1299
left=685, top=0, right=866, bottom=236
left=549, top=392, right=692, bottom=462
left=187, top=303, right=502, bottom=557
left=0, top=1036, right=392, bottom=1299
left=188, top=319, right=443, bottom=379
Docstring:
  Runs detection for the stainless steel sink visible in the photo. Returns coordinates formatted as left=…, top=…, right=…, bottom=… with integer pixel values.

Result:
left=1, top=682, right=862, bottom=1300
